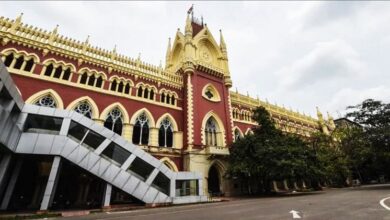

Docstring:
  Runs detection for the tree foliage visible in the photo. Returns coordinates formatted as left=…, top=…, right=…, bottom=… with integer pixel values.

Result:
left=228, top=107, right=345, bottom=194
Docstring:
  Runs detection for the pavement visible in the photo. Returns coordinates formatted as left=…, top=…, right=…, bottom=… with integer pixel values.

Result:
left=24, top=184, right=390, bottom=219
left=0, top=184, right=390, bottom=220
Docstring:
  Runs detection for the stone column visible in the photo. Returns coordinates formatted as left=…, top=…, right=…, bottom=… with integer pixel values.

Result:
left=122, top=123, right=133, bottom=142
left=40, top=156, right=61, bottom=211
left=149, top=127, right=159, bottom=147
left=0, top=157, right=23, bottom=210
left=102, top=183, right=112, bottom=208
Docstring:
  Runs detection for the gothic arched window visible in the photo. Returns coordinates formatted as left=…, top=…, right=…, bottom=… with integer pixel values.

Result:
left=104, top=108, right=123, bottom=135
left=13, top=55, right=24, bottom=70
left=24, top=58, right=34, bottom=72
left=234, top=129, right=241, bottom=142
left=44, top=64, right=54, bottom=76
left=205, top=117, right=218, bottom=146
left=132, top=112, right=149, bottom=145
left=4, top=53, right=14, bottom=67
left=74, top=101, right=93, bottom=119
left=158, top=117, right=173, bottom=148
left=34, top=95, right=57, bottom=108
left=137, top=87, right=143, bottom=97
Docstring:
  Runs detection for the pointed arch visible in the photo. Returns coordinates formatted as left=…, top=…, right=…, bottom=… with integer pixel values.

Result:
left=25, top=89, right=64, bottom=109
left=1, top=48, right=40, bottom=63
left=66, top=96, right=100, bottom=119
left=245, top=128, right=254, bottom=135
left=42, top=58, right=76, bottom=72
left=160, top=157, right=179, bottom=172
left=201, top=111, right=226, bottom=147
left=100, top=102, right=130, bottom=123
left=130, top=108, right=156, bottom=128
left=232, top=126, right=244, bottom=140
left=156, top=113, right=178, bottom=131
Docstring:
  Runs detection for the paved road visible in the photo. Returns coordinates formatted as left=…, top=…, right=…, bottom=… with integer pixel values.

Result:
left=64, top=184, right=390, bottom=220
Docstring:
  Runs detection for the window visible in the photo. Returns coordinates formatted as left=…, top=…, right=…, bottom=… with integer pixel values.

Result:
left=74, top=101, right=93, bottom=119
left=110, top=80, right=117, bottom=91
left=118, top=82, right=124, bottom=93
left=205, top=117, right=219, bottom=146
left=80, top=72, right=88, bottom=84
left=53, top=66, right=62, bottom=78
left=13, top=56, right=24, bottom=69
left=202, top=84, right=221, bottom=102
left=158, top=117, right=173, bottom=147
left=137, top=87, right=143, bottom=97
left=104, top=108, right=123, bottom=135
left=143, top=88, right=149, bottom=99
left=161, top=93, right=165, bottom=103
left=96, top=76, right=103, bottom=88
left=234, top=129, right=241, bottom=141
left=44, top=64, right=54, bottom=76
left=62, top=68, right=71, bottom=80
left=67, top=120, right=88, bottom=142
left=88, top=74, right=96, bottom=86
left=82, top=129, right=105, bottom=150
left=127, top=157, right=154, bottom=181
left=101, top=142, right=131, bottom=165
left=176, top=180, right=198, bottom=196
left=124, top=83, right=130, bottom=94
left=24, top=59, right=34, bottom=72
left=24, top=114, right=63, bottom=135
left=4, top=53, right=14, bottom=67
left=132, top=112, right=149, bottom=145
left=34, top=95, right=57, bottom=108
left=152, top=172, right=170, bottom=195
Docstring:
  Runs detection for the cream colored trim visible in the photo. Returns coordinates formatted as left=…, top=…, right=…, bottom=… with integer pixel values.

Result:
left=100, top=102, right=130, bottom=123
left=66, top=96, right=100, bottom=119
left=158, top=88, right=179, bottom=98
left=201, top=83, right=221, bottom=102
left=155, top=113, right=178, bottom=131
left=201, top=111, right=226, bottom=147
left=7, top=69, right=182, bottom=111
left=42, top=58, right=76, bottom=71
left=129, top=107, right=156, bottom=127
left=1, top=48, right=40, bottom=63
left=232, top=126, right=244, bottom=139
left=245, top=128, right=254, bottom=135
left=25, top=89, right=64, bottom=109
left=160, top=157, right=179, bottom=172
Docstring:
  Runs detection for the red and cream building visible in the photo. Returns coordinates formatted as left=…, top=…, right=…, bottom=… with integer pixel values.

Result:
left=0, top=13, right=335, bottom=196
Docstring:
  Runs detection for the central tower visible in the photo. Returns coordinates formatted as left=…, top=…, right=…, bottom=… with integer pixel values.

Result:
left=166, top=11, right=234, bottom=195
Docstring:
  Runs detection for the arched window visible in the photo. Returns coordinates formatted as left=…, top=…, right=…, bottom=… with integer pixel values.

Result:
left=149, top=89, right=154, bottom=100
left=161, top=93, right=165, bottom=103
left=104, top=108, right=123, bottom=135
left=62, top=68, right=71, bottom=80
left=158, top=117, right=173, bottom=148
left=118, top=82, right=124, bottom=93
left=80, top=72, right=88, bottom=84
left=95, top=76, right=103, bottom=88
left=234, top=129, right=241, bottom=141
left=205, top=117, right=218, bottom=146
left=44, top=64, right=54, bottom=76
left=110, top=80, right=117, bottom=91
left=137, top=87, right=143, bottom=97
left=88, top=74, right=96, bottom=86
left=53, top=66, right=62, bottom=78
left=124, top=83, right=130, bottom=94
left=4, top=53, right=14, bottom=67
left=171, top=96, right=175, bottom=106
left=132, top=112, right=149, bottom=145
left=13, top=56, right=24, bottom=69
left=34, top=95, right=57, bottom=108
left=74, top=101, right=93, bottom=119
left=24, top=58, right=34, bottom=72
left=166, top=95, right=171, bottom=104
left=143, top=88, right=149, bottom=99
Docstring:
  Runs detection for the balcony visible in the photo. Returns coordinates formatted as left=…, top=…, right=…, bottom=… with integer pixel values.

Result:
left=205, top=145, right=230, bottom=155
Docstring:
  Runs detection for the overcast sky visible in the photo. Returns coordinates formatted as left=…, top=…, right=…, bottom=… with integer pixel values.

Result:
left=1, top=1, right=389, bottom=118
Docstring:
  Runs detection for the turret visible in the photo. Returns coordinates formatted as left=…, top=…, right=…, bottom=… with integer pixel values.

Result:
left=165, top=37, right=172, bottom=69
left=185, top=13, right=193, bottom=39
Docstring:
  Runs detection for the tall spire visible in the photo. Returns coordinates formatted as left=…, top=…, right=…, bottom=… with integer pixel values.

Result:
left=185, top=13, right=193, bottom=38
left=165, top=37, right=172, bottom=68
left=219, top=29, right=227, bottom=52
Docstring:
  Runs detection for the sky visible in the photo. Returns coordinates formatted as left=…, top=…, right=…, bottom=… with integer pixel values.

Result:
left=1, top=1, right=390, bottom=118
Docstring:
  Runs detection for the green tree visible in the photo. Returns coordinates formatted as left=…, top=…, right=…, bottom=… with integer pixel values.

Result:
left=228, top=107, right=320, bottom=194
left=344, top=99, right=390, bottom=182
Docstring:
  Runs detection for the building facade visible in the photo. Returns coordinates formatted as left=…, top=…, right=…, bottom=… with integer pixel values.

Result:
left=0, top=12, right=336, bottom=204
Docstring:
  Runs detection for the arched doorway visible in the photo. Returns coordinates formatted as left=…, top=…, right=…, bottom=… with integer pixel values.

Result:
left=208, top=165, right=221, bottom=196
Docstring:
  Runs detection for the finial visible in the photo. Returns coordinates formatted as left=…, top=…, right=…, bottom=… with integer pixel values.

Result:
left=52, top=24, right=59, bottom=34
left=16, top=12, right=23, bottom=23
left=85, top=35, right=90, bottom=44
left=185, top=12, right=193, bottom=36
left=137, top=52, right=141, bottom=60
left=113, top=44, right=117, bottom=53
left=220, top=29, right=227, bottom=51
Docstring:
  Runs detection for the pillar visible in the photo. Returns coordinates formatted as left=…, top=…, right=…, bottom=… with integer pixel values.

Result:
left=149, top=127, right=159, bottom=147
left=40, top=156, right=61, bottom=211
left=0, top=157, right=23, bottom=210
left=102, top=183, right=112, bottom=208
left=122, top=123, right=133, bottom=142
left=302, top=180, right=307, bottom=189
